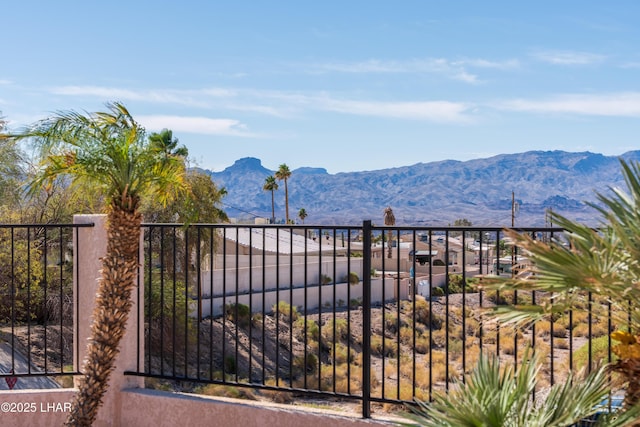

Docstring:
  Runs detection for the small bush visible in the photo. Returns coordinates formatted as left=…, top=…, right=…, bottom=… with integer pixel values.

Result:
left=293, top=353, right=318, bottom=374
left=251, top=312, right=263, bottom=327
left=413, top=299, right=443, bottom=329
left=322, top=318, right=349, bottom=342
left=331, top=343, right=356, bottom=365
left=385, top=313, right=401, bottom=333
left=447, top=274, right=465, bottom=294
left=224, top=355, right=236, bottom=374
left=371, top=335, right=398, bottom=357
left=415, top=334, right=430, bottom=354
left=343, top=272, right=360, bottom=285
left=294, top=318, right=320, bottom=343
left=431, top=286, right=445, bottom=297
left=273, top=300, right=299, bottom=322
left=570, top=335, right=614, bottom=372
left=225, top=303, right=251, bottom=327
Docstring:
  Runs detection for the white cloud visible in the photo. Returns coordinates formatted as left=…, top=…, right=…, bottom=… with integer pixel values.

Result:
left=50, top=85, right=145, bottom=100
left=245, top=90, right=474, bottom=122
left=137, top=115, right=257, bottom=137
left=0, top=79, right=11, bottom=85
left=46, top=84, right=474, bottom=123
left=317, top=98, right=474, bottom=123
left=499, top=92, right=640, bottom=117
left=310, top=58, right=481, bottom=83
left=49, top=86, right=212, bottom=108
left=531, top=50, right=606, bottom=65
left=457, top=58, right=520, bottom=69
left=309, top=57, right=519, bottom=84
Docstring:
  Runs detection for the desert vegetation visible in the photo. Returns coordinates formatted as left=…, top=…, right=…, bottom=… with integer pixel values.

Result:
left=141, top=270, right=617, bottom=414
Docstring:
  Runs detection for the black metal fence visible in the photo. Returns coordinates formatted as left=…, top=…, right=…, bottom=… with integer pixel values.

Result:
left=127, top=221, right=616, bottom=417
left=0, top=223, right=90, bottom=385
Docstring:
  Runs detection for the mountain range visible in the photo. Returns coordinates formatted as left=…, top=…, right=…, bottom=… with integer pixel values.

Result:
left=204, top=150, right=640, bottom=227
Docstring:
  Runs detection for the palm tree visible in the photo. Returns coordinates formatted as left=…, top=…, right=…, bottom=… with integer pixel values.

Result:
left=13, top=102, right=185, bottom=426
left=298, top=208, right=307, bottom=224
left=275, top=163, right=291, bottom=223
left=484, top=159, right=640, bottom=408
left=405, top=350, right=640, bottom=426
left=263, top=175, right=278, bottom=224
left=384, top=206, right=395, bottom=259
left=148, top=128, right=189, bottom=158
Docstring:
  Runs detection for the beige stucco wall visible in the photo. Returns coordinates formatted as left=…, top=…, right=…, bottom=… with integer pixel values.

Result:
left=0, top=389, right=75, bottom=427
left=120, top=388, right=400, bottom=427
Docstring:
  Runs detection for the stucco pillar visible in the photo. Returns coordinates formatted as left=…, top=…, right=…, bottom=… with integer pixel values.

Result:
left=73, top=214, right=144, bottom=427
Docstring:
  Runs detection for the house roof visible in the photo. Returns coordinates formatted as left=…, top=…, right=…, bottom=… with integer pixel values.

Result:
left=223, top=228, right=348, bottom=255
left=410, top=250, right=439, bottom=256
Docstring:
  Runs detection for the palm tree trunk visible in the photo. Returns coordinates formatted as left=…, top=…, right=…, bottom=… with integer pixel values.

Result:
left=65, top=206, right=142, bottom=426
left=284, top=179, right=289, bottom=223
left=271, top=190, right=275, bottom=224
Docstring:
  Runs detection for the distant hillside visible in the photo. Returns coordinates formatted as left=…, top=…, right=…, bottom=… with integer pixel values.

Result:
left=205, top=151, right=640, bottom=226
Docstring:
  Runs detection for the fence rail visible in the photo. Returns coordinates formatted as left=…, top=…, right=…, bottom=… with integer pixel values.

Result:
left=0, top=221, right=615, bottom=414
left=126, top=221, right=613, bottom=417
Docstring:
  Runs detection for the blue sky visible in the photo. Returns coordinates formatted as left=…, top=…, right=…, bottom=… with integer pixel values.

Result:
left=2, top=1, right=640, bottom=173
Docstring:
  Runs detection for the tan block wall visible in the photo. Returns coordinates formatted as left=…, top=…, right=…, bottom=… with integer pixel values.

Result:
left=120, top=388, right=399, bottom=427
left=0, top=389, right=76, bottom=427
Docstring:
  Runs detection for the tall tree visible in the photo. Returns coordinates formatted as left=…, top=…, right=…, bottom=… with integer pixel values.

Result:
left=275, top=163, right=291, bottom=223
left=0, top=114, right=25, bottom=208
left=148, top=128, right=189, bottom=158
left=14, top=102, right=186, bottom=426
left=142, top=169, right=227, bottom=224
left=263, top=175, right=278, bottom=224
left=384, top=206, right=395, bottom=259
left=298, top=207, right=307, bottom=224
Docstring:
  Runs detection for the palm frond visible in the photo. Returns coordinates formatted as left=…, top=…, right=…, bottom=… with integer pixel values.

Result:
left=404, top=349, right=638, bottom=427
left=12, top=102, right=186, bottom=212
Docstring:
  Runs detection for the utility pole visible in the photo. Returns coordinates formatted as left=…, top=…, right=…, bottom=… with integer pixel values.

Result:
left=511, top=191, right=517, bottom=277
left=511, top=191, right=516, bottom=227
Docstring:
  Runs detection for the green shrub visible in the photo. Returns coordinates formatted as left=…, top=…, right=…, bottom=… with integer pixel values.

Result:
left=447, top=274, right=479, bottom=294
left=322, top=318, right=349, bottom=342
left=293, top=353, right=318, bottom=374
left=370, top=335, right=398, bottom=357
left=385, top=313, right=400, bottom=333
left=225, top=303, right=251, bottom=327
left=413, top=299, right=444, bottom=329
left=0, top=229, right=45, bottom=322
left=146, top=273, right=195, bottom=355
left=295, top=318, right=320, bottom=343
left=273, top=300, right=299, bottom=322
left=571, top=335, right=614, bottom=372
left=343, top=272, right=360, bottom=285
left=431, top=286, right=445, bottom=297
left=224, top=355, right=236, bottom=374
